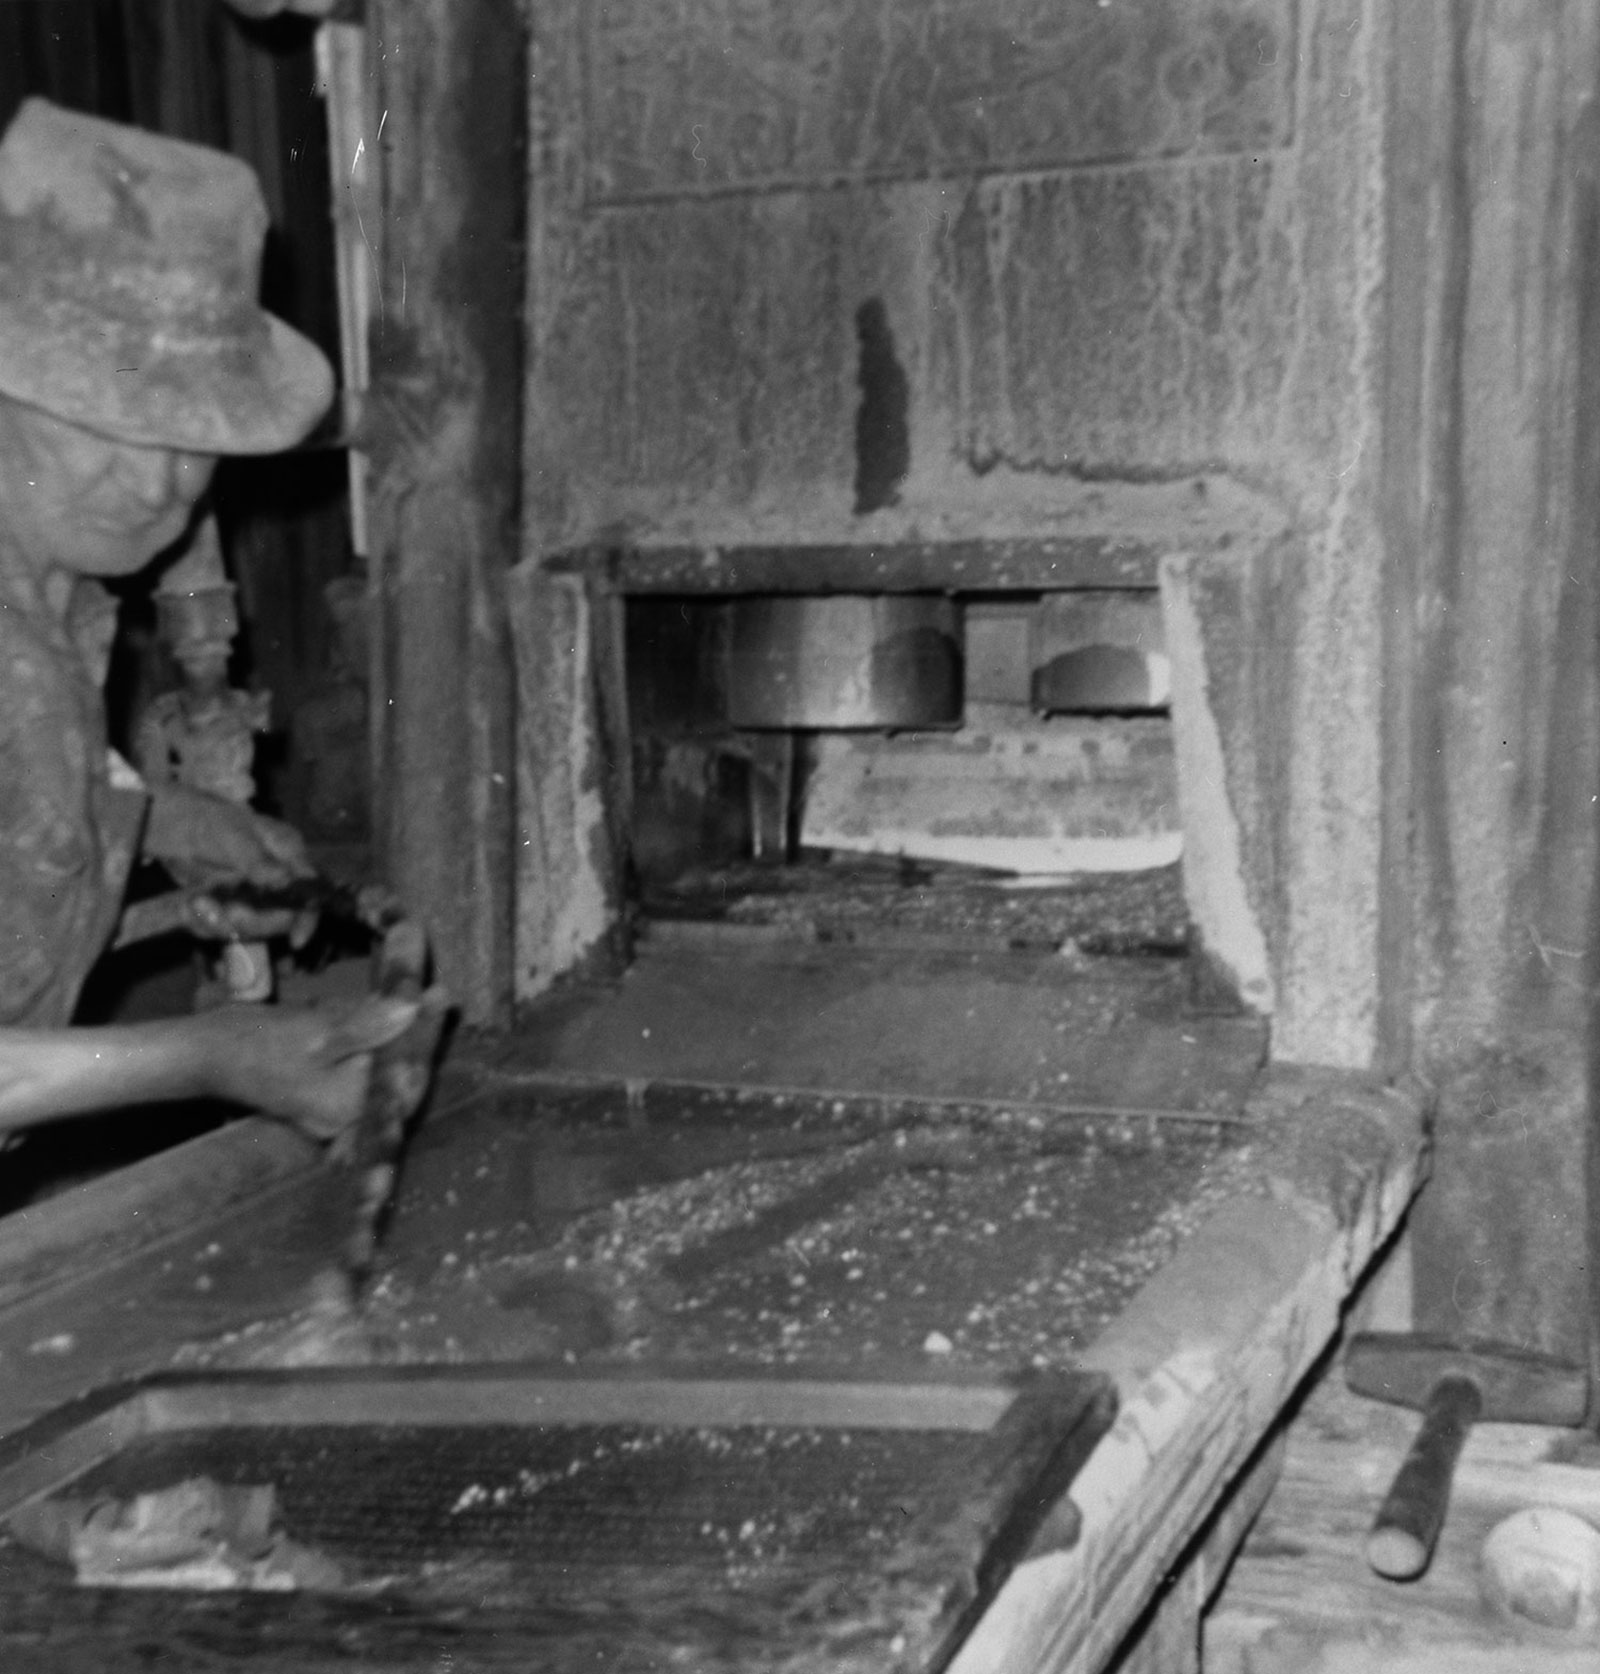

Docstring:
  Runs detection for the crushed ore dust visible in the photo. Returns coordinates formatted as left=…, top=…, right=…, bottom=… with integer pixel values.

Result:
left=188, top=1118, right=1260, bottom=1375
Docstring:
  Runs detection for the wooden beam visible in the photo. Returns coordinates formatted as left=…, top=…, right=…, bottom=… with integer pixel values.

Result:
left=0, top=1119, right=315, bottom=1316
left=945, top=1070, right=1427, bottom=1674
left=548, top=538, right=1167, bottom=595
left=1103, top=1431, right=1285, bottom=1674
left=362, top=0, right=521, bottom=1025
left=1397, top=0, right=1600, bottom=1362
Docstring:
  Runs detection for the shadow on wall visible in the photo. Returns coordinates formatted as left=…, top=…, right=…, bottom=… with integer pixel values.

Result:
left=853, top=298, right=910, bottom=515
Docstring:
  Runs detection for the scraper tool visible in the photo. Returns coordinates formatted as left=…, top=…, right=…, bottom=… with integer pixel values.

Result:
left=330, top=916, right=449, bottom=1294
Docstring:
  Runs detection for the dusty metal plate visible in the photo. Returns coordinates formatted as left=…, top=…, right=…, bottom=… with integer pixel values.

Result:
left=0, top=1361, right=1114, bottom=1672
left=516, top=940, right=1264, bottom=1117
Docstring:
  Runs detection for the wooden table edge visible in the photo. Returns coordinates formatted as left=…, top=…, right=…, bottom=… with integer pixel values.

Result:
left=946, top=1069, right=1430, bottom=1674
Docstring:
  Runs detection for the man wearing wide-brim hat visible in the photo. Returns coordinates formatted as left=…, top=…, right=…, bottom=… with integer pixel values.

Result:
left=0, top=99, right=412, bottom=1139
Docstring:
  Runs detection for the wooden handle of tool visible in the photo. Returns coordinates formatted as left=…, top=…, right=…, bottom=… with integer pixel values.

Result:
left=1366, top=1374, right=1483, bottom=1579
left=339, top=920, right=447, bottom=1283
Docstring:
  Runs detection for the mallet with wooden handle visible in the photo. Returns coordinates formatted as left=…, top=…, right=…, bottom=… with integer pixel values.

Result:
left=1345, top=1331, right=1589, bottom=1579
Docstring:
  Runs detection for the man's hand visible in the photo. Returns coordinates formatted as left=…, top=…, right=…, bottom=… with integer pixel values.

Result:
left=0, top=997, right=417, bottom=1140
left=200, top=996, right=420, bottom=1141
left=178, top=889, right=318, bottom=950
left=143, top=783, right=313, bottom=891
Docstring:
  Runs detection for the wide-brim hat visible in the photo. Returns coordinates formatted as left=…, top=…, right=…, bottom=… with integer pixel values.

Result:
left=0, top=98, right=334, bottom=455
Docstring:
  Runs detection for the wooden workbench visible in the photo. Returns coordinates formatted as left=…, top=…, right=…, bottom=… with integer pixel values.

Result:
left=951, top=1066, right=1425, bottom=1673
left=1205, top=1353, right=1600, bottom=1672
left=0, top=1048, right=1425, bottom=1671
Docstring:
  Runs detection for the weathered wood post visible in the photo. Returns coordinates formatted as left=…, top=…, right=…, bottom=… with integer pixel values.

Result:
left=1386, top=0, right=1600, bottom=1366
left=360, top=0, right=523, bottom=1024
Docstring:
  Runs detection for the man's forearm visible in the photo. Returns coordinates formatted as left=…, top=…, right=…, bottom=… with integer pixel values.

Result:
left=0, top=1021, right=217, bottom=1134
left=0, top=1001, right=418, bottom=1142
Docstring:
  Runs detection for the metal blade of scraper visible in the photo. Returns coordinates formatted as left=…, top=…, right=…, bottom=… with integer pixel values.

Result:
left=335, top=919, right=449, bottom=1300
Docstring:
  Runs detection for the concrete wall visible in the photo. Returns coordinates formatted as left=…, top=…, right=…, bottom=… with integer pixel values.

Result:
left=518, top=0, right=1395, bottom=1068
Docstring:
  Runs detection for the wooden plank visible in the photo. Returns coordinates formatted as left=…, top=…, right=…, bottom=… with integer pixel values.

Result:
left=0, top=1119, right=316, bottom=1315
left=0, top=1170, right=358, bottom=1443
left=1399, top=0, right=1600, bottom=1357
left=1227, top=1640, right=1600, bottom=1674
left=2, top=1365, right=1106, bottom=1471
left=0, top=1362, right=1067, bottom=1523
left=314, top=21, right=377, bottom=555
left=1205, top=1367, right=1600, bottom=1673
left=0, top=1051, right=491, bottom=1324
left=1102, top=1432, right=1285, bottom=1674
left=912, top=1374, right=1119, bottom=1660
left=551, top=539, right=1164, bottom=594
left=364, top=0, right=520, bottom=1026
left=944, top=1070, right=1427, bottom=1674
left=0, top=1394, right=154, bottom=1517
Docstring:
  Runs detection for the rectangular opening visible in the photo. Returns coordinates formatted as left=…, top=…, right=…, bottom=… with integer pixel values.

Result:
left=623, top=584, right=1184, bottom=954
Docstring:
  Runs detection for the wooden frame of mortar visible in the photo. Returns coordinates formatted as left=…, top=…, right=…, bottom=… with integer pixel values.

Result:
left=0, top=1064, right=1426, bottom=1674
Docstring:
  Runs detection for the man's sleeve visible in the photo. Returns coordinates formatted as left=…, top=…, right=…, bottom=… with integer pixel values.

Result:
left=0, top=642, right=110, bottom=1025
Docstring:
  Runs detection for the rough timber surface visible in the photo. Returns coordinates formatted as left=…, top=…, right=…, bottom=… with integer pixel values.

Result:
left=551, top=535, right=1166, bottom=593
left=0, top=1117, right=315, bottom=1315
left=945, top=1070, right=1428, bottom=1674
left=1205, top=1360, right=1600, bottom=1673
